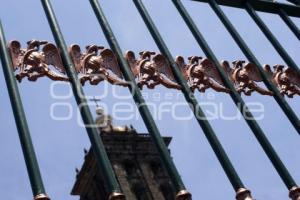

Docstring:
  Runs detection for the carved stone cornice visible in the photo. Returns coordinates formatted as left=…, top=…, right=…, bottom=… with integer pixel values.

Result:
left=8, top=40, right=300, bottom=98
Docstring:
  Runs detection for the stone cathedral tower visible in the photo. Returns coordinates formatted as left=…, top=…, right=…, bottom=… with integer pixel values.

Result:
left=71, top=108, right=177, bottom=200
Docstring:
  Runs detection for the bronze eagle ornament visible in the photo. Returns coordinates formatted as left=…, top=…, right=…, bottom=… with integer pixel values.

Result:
left=8, top=39, right=68, bottom=82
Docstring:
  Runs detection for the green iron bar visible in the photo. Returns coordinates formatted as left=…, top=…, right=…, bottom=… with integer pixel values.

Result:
left=88, top=0, right=192, bottom=199
left=245, top=1, right=300, bottom=76
left=172, top=0, right=300, bottom=195
left=191, top=0, right=300, bottom=18
left=287, top=0, right=300, bottom=6
left=278, top=8, right=300, bottom=40
left=40, top=0, right=124, bottom=198
left=208, top=0, right=300, bottom=134
left=131, top=0, right=255, bottom=198
left=0, top=21, right=49, bottom=200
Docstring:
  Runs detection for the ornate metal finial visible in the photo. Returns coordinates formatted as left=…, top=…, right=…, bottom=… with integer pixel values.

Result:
left=235, top=188, right=254, bottom=200
left=289, top=186, right=300, bottom=200
left=34, top=193, right=50, bottom=200
left=175, top=190, right=192, bottom=200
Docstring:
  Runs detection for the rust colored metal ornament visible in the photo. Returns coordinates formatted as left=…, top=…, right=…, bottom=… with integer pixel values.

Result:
left=7, top=40, right=299, bottom=97
left=125, top=50, right=181, bottom=90
left=221, top=60, right=273, bottom=96
left=180, top=56, right=230, bottom=93
left=69, top=44, right=128, bottom=86
left=264, top=64, right=300, bottom=98
left=8, top=40, right=69, bottom=82
left=235, top=188, right=254, bottom=200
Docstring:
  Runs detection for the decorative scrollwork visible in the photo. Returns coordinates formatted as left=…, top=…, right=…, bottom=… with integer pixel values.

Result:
left=7, top=40, right=300, bottom=98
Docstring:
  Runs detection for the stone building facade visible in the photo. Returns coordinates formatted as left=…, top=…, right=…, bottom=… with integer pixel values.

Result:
left=71, top=108, right=176, bottom=199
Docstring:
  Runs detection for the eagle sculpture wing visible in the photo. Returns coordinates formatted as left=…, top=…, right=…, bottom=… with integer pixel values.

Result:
left=220, top=60, right=234, bottom=83
left=153, top=54, right=175, bottom=81
left=175, top=56, right=188, bottom=80
left=100, top=49, right=123, bottom=79
left=8, top=40, right=24, bottom=71
left=285, top=67, right=300, bottom=88
left=42, top=43, right=65, bottom=73
left=69, top=44, right=83, bottom=73
left=199, top=58, right=223, bottom=85
left=243, top=62, right=263, bottom=82
left=125, top=51, right=139, bottom=77
left=263, top=64, right=274, bottom=77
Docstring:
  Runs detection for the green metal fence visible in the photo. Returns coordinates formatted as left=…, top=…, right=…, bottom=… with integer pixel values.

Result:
left=0, top=0, right=299, bottom=199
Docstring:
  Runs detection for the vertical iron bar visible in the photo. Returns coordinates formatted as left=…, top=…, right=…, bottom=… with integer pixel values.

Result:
left=172, top=0, right=299, bottom=194
left=208, top=0, right=300, bottom=134
left=245, top=1, right=300, bottom=75
left=131, top=0, right=254, bottom=197
left=89, top=0, right=192, bottom=198
left=0, top=21, right=49, bottom=200
left=40, top=0, right=124, bottom=198
left=278, top=8, right=300, bottom=40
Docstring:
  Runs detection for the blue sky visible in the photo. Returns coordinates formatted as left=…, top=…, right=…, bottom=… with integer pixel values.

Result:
left=0, top=0, right=299, bottom=199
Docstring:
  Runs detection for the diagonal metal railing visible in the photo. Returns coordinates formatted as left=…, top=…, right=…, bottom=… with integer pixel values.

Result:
left=0, top=0, right=299, bottom=199
left=245, top=2, right=300, bottom=76
left=173, top=0, right=299, bottom=196
left=278, top=7, right=300, bottom=40
left=0, top=21, right=50, bottom=200
left=40, top=0, right=125, bottom=199
left=207, top=0, right=300, bottom=134
left=192, top=0, right=300, bottom=17
left=89, top=0, right=192, bottom=199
